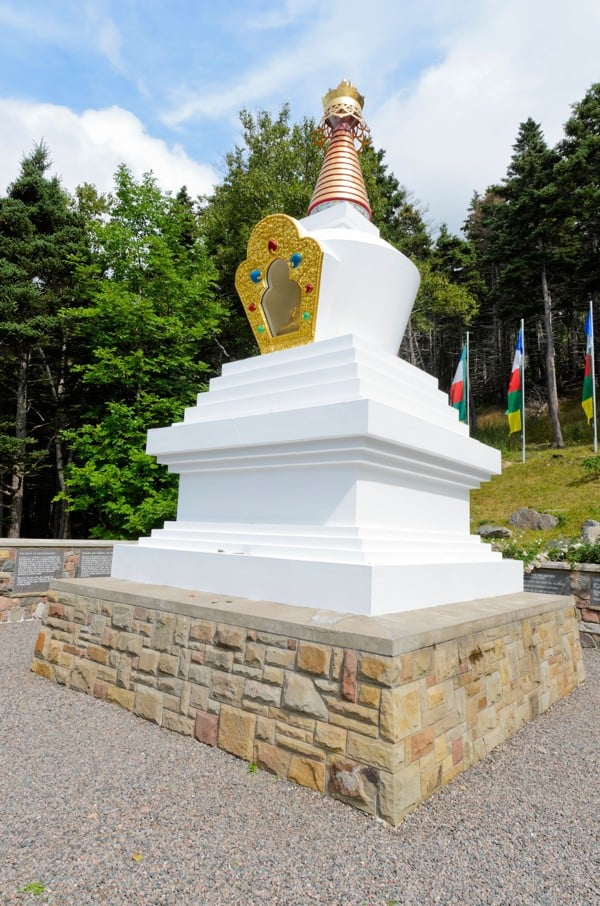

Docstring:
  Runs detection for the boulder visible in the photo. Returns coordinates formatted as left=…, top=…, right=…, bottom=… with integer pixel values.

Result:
left=478, top=525, right=513, bottom=539
left=508, top=507, right=558, bottom=531
left=582, top=520, right=600, bottom=544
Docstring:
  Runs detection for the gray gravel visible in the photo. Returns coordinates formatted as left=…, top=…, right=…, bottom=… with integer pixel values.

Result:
left=1, top=621, right=598, bottom=906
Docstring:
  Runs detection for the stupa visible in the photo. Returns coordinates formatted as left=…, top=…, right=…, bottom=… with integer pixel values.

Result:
left=111, top=81, right=523, bottom=615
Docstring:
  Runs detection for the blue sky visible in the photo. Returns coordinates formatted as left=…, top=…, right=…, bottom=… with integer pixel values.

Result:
left=1, top=0, right=599, bottom=233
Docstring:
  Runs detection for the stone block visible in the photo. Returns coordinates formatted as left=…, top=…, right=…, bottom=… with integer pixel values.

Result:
left=328, top=713, right=378, bottom=737
left=158, top=653, right=179, bottom=676
left=195, top=711, right=218, bottom=746
left=34, top=631, right=49, bottom=656
left=215, top=623, right=246, bottom=650
left=358, top=684, right=380, bottom=709
left=254, top=741, right=291, bottom=778
left=297, top=643, right=331, bottom=677
left=31, top=659, right=54, bottom=681
left=218, top=705, right=256, bottom=761
left=112, top=604, right=133, bottom=630
left=341, top=649, right=358, bottom=702
left=421, top=763, right=443, bottom=799
left=245, top=642, right=265, bottom=667
left=204, top=647, right=234, bottom=671
left=314, top=721, right=346, bottom=753
left=378, top=764, right=421, bottom=825
left=106, top=685, right=135, bottom=711
left=190, top=619, right=214, bottom=643
left=255, top=716, right=276, bottom=744
left=211, top=673, right=244, bottom=704
left=265, top=647, right=296, bottom=669
left=162, top=711, right=194, bottom=736
left=175, top=617, right=190, bottom=647
left=408, top=726, right=435, bottom=762
left=189, top=664, right=211, bottom=686
left=117, top=632, right=143, bottom=656
left=326, top=699, right=378, bottom=725
left=134, top=687, right=163, bottom=724
left=434, top=640, right=460, bottom=681
left=151, top=615, right=177, bottom=651
left=138, top=648, right=160, bottom=674
left=275, top=734, right=326, bottom=761
left=358, top=653, right=400, bottom=687
left=288, top=756, right=325, bottom=792
left=87, top=645, right=109, bottom=665
left=346, top=732, right=403, bottom=772
left=244, top=679, right=281, bottom=706
left=282, top=673, right=328, bottom=720
left=69, top=662, right=97, bottom=695
left=262, top=665, right=284, bottom=686
left=327, top=758, right=378, bottom=815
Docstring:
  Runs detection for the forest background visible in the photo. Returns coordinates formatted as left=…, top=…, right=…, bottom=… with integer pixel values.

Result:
left=1, top=82, right=599, bottom=540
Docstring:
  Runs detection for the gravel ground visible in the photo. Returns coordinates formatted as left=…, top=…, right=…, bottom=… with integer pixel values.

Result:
left=1, top=621, right=598, bottom=906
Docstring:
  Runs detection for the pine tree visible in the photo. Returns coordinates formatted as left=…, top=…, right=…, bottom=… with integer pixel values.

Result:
left=0, top=143, right=89, bottom=536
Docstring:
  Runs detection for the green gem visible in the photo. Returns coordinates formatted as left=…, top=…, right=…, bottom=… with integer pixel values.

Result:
left=257, top=325, right=265, bottom=333
left=302, top=312, right=310, bottom=321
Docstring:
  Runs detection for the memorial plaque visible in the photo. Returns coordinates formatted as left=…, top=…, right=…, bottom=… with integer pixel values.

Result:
left=524, top=569, right=571, bottom=597
left=14, top=549, right=64, bottom=592
left=591, top=575, right=600, bottom=607
left=78, top=549, right=113, bottom=579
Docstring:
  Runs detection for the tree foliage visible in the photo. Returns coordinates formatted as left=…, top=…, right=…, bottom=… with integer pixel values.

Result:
left=59, top=166, right=222, bottom=538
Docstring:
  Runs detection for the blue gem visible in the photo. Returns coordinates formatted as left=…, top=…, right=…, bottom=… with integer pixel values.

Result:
left=250, top=269, right=262, bottom=283
left=290, top=253, right=302, bottom=269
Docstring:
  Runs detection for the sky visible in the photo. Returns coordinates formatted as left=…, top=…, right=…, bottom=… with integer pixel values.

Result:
left=0, top=0, right=599, bottom=235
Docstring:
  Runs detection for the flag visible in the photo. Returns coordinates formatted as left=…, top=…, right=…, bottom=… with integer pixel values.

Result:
left=506, top=328, right=523, bottom=434
left=582, top=311, right=593, bottom=423
left=450, top=344, right=468, bottom=423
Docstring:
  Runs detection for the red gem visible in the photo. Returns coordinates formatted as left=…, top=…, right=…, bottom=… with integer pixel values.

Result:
left=248, top=303, right=257, bottom=312
left=268, top=239, right=278, bottom=252
left=305, top=283, right=314, bottom=293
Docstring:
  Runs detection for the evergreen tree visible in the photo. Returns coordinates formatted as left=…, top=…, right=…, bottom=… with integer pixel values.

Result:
left=0, top=143, right=89, bottom=536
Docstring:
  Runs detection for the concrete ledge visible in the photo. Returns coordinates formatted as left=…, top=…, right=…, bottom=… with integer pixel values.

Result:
left=51, top=577, right=572, bottom=657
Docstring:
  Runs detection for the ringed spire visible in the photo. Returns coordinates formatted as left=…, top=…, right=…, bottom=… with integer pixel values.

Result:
left=307, top=80, right=372, bottom=220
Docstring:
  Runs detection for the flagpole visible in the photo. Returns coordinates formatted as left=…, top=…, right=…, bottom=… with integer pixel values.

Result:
left=466, top=331, right=470, bottom=432
left=521, top=318, right=526, bottom=463
left=591, top=300, right=598, bottom=454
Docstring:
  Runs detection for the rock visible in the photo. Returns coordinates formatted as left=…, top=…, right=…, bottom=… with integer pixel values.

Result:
left=582, top=520, right=600, bottom=544
left=478, top=525, right=513, bottom=539
left=508, top=507, right=558, bottom=531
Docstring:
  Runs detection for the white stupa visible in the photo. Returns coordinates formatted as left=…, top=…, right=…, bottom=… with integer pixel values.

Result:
left=111, top=81, right=523, bottom=615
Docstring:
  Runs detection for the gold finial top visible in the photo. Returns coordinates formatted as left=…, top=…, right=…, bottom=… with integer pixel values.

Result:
left=315, top=79, right=371, bottom=153
left=322, top=80, right=365, bottom=116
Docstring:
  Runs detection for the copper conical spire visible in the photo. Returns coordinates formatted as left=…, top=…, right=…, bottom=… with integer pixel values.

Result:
left=307, top=80, right=372, bottom=220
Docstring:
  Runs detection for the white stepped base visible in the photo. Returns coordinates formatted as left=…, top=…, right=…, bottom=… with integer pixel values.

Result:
left=112, top=334, right=524, bottom=616
left=110, top=543, right=523, bottom=616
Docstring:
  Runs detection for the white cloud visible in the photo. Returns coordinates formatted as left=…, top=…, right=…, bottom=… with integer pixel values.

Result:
left=96, top=17, right=124, bottom=72
left=0, top=99, right=217, bottom=199
left=369, top=0, right=600, bottom=233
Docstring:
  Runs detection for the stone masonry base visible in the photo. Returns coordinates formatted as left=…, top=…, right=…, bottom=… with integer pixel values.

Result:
left=31, top=578, right=585, bottom=826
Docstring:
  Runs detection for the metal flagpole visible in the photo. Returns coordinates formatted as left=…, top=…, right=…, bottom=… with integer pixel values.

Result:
left=521, top=318, right=526, bottom=463
left=591, top=300, right=598, bottom=454
left=466, top=331, right=470, bottom=432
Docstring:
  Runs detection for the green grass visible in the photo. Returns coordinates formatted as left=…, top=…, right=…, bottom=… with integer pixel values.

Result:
left=471, top=399, right=599, bottom=547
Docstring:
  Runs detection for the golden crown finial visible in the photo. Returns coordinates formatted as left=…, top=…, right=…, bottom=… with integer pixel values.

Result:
left=314, top=79, right=371, bottom=153
left=322, top=80, right=365, bottom=115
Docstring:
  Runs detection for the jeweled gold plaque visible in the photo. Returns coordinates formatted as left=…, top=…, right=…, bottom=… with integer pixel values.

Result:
left=235, top=214, right=324, bottom=354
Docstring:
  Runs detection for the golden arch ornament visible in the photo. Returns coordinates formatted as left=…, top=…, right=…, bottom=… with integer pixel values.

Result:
left=235, top=214, right=324, bottom=354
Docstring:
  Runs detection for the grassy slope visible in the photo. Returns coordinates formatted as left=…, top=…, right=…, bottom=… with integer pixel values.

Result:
left=470, top=400, right=599, bottom=544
